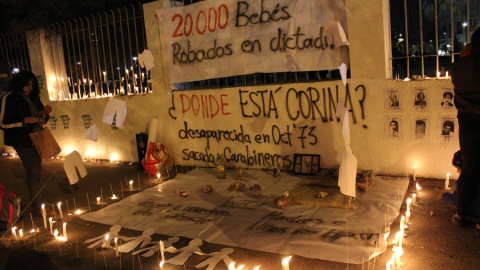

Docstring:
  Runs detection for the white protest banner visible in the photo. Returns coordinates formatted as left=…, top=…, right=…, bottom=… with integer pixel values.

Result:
left=156, top=0, right=347, bottom=84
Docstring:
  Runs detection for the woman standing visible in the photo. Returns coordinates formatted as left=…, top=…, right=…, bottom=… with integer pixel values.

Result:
left=0, top=70, right=50, bottom=216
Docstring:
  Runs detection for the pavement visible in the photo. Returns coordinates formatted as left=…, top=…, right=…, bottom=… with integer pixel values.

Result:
left=0, top=154, right=479, bottom=270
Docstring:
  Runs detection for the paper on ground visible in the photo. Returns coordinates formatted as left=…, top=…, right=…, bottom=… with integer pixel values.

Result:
left=80, top=169, right=409, bottom=264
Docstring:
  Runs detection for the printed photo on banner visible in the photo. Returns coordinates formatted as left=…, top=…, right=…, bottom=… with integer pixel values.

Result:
left=441, top=88, right=454, bottom=110
left=156, top=0, right=347, bottom=84
left=414, top=89, right=427, bottom=109
left=384, top=89, right=401, bottom=112
left=440, top=118, right=456, bottom=137
left=386, top=117, right=401, bottom=138
left=414, top=118, right=427, bottom=139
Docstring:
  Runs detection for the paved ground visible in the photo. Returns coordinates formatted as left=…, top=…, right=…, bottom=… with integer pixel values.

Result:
left=0, top=154, right=479, bottom=270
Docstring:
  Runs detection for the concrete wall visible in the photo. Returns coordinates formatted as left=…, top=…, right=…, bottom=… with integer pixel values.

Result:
left=1, top=0, right=459, bottom=180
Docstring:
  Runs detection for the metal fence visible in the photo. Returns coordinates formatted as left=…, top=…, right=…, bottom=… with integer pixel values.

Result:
left=0, top=32, right=31, bottom=73
left=46, top=3, right=150, bottom=100
left=390, top=0, right=479, bottom=79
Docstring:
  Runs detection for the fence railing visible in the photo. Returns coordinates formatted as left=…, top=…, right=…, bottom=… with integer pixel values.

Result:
left=46, top=3, right=151, bottom=100
left=0, top=32, right=31, bottom=73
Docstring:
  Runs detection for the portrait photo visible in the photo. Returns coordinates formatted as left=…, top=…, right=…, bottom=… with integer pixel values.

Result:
left=386, top=117, right=401, bottom=137
left=414, top=91, right=427, bottom=106
left=441, top=91, right=454, bottom=108
left=441, top=120, right=455, bottom=136
left=415, top=119, right=426, bottom=135
left=385, top=89, right=401, bottom=111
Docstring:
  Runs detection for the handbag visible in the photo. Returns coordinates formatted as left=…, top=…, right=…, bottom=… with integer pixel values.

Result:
left=29, top=127, right=62, bottom=159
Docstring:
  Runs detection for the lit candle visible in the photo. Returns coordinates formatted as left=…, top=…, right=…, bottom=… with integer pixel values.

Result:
left=97, top=197, right=101, bottom=205
left=416, top=182, right=421, bottom=195
left=386, top=261, right=392, bottom=270
left=445, top=173, right=451, bottom=190
left=394, top=231, right=403, bottom=248
left=159, top=261, right=164, bottom=269
left=253, top=266, right=260, bottom=270
left=54, top=229, right=58, bottom=240
left=406, top=198, right=412, bottom=214
left=413, top=165, right=417, bottom=181
left=237, top=265, right=245, bottom=270
left=160, top=240, right=165, bottom=262
left=49, top=217, right=53, bottom=235
left=105, top=234, right=111, bottom=249
left=282, top=256, right=292, bottom=270
left=412, top=194, right=417, bottom=206
left=446, top=71, right=449, bottom=78
left=63, top=223, right=68, bottom=240
left=18, top=229, right=23, bottom=239
left=228, top=263, right=236, bottom=270
left=114, top=238, right=119, bottom=257
left=103, top=71, right=107, bottom=82
left=11, top=227, right=17, bottom=240
left=405, top=209, right=411, bottom=224
left=41, top=204, right=47, bottom=229
left=58, top=202, right=63, bottom=220
left=157, top=173, right=161, bottom=179
left=393, top=246, right=403, bottom=268
left=129, top=180, right=134, bottom=191
left=111, top=194, right=118, bottom=201
left=74, top=209, right=82, bottom=215
left=400, top=216, right=405, bottom=232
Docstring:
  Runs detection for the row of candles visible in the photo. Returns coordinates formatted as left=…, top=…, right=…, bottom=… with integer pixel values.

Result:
left=51, top=68, right=151, bottom=101
left=386, top=165, right=435, bottom=269
left=8, top=171, right=298, bottom=270
left=395, top=71, right=450, bottom=81
left=12, top=164, right=447, bottom=269
left=10, top=177, right=142, bottom=242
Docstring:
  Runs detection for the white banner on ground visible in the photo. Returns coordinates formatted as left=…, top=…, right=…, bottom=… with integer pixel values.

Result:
left=156, top=0, right=346, bottom=84
left=81, top=169, right=408, bottom=264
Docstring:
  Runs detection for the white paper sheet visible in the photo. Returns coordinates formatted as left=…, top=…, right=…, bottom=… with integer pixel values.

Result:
left=84, top=123, right=99, bottom=142
left=102, top=98, right=127, bottom=128
left=338, top=111, right=357, bottom=197
left=146, top=118, right=158, bottom=148
left=138, top=50, right=155, bottom=71
left=339, top=63, right=347, bottom=86
left=63, top=150, right=87, bottom=185
left=326, top=20, right=349, bottom=46
left=81, top=169, right=409, bottom=264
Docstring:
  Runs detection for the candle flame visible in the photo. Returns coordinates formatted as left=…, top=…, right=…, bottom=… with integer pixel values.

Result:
left=75, top=209, right=82, bottom=214
left=446, top=173, right=450, bottom=177
left=413, top=165, right=417, bottom=169
left=160, top=261, right=165, bottom=267
left=407, top=198, right=412, bottom=204
left=228, top=262, right=236, bottom=270
left=57, top=202, right=61, bottom=207
left=105, top=234, right=110, bottom=240
left=237, top=265, right=245, bottom=270
left=282, top=256, right=292, bottom=264
left=254, top=266, right=260, bottom=270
